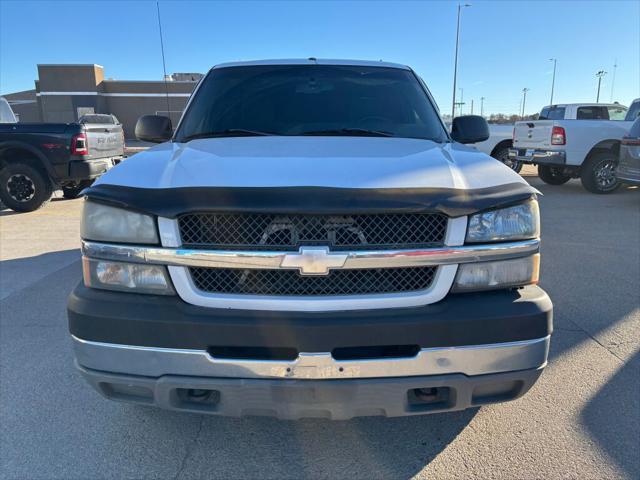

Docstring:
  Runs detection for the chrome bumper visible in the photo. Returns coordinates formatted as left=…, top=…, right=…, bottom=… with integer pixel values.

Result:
left=72, top=335, right=550, bottom=380
left=508, top=148, right=566, bottom=165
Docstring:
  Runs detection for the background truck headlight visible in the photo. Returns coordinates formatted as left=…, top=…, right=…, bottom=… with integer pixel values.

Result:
left=453, top=254, right=540, bottom=292
left=81, top=200, right=158, bottom=244
left=82, top=258, right=174, bottom=295
left=466, top=201, right=540, bottom=243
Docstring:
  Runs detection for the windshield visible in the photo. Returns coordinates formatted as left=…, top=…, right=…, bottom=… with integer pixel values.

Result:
left=0, top=98, right=17, bottom=123
left=625, top=101, right=640, bottom=121
left=176, top=65, right=447, bottom=142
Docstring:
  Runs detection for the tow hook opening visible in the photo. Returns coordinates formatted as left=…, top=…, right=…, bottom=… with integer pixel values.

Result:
left=174, top=388, right=221, bottom=411
left=408, top=387, right=453, bottom=411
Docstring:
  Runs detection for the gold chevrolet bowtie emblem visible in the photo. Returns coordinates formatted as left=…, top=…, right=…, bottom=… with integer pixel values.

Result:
left=280, top=247, right=348, bottom=275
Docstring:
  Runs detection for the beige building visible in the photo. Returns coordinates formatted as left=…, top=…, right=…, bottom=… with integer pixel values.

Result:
left=3, top=64, right=202, bottom=138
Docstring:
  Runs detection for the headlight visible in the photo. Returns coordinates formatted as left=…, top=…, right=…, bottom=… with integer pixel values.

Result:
left=81, top=201, right=158, bottom=244
left=466, top=201, right=540, bottom=243
left=82, top=257, right=174, bottom=295
left=453, top=254, right=539, bottom=292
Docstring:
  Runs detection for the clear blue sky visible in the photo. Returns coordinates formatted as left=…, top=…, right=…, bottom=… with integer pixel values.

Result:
left=1, top=0, right=638, bottom=115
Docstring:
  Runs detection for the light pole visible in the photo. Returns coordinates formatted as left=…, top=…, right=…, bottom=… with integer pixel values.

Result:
left=521, top=88, right=530, bottom=118
left=610, top=59, right=617, bottom=102
left=596, top=70, right=607, bottom=103
left=549, top=58, right=557, bottom=105
left=471, top=98, right=474, bottom=115
left=451, top=3, right=471, bottom=120
left=480, top=96, right=485, bottom=117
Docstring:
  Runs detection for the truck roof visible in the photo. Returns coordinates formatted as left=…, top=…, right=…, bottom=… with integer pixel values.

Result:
left=212, top=58, right=410, bottom=70
left=543, top=103, right=626, bottom=109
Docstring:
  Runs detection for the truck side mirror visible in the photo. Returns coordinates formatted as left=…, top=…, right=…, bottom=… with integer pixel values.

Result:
left=451, top=115, right=490, bottom=144
left=135, top=115, right=172, bottom=143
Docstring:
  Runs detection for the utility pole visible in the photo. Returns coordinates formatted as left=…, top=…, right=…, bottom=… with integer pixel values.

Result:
left=596, top=70, right=607, bottom=103
left=451, top=3, right=471, bottom=120
left=480, top=96, right=485, bottom=117
left=156, top=1, right=171, bottom=120
left=459, top=88, right=464, bottom=115
left=610, top=59, right=617, bottom=102
left=521, top=88, right=530, bottom=118
left=549, top=58, right=557, bottom=105
left=470, top=99, right=474, bottom=115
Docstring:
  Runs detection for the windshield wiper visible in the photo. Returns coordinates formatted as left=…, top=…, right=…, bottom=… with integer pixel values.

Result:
left=181, top=129, right=277, bottom=141
left=299, top=128, right=393, bottom=137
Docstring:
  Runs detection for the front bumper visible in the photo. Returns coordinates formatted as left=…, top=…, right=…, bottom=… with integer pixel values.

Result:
left=77, top=364, right=545, bottom=420
left=69, top=284, right=552, bottom=418
left=508, top=148, right=566, bottom=165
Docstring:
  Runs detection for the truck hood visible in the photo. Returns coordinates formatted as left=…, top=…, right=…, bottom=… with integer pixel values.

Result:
left=97, top=136, right=527, bottom=191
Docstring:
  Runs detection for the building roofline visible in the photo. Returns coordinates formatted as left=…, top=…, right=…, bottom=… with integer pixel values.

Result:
left=101, top=79, right=198, bottom=84
left=37, top=64, right=104, bottom=68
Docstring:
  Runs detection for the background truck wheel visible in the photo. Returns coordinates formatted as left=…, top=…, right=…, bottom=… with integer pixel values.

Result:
left=62, top=179, right=93, bottom=199
left=0, top=162, right=53, bottom=212
left=493, top=146, right=522, bottom=173
left=580, top=153, right=620, bottom=194
left=538, top=165, right=571, bottom=185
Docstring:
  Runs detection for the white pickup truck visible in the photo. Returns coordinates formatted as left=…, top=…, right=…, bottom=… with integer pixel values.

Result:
left=509, top=101, right=638, bottom=193
left=68, top=59, right=552, bottom=420
left=473, top=124, right=518, bottom=172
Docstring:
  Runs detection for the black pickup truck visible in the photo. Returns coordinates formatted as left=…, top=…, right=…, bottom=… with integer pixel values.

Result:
left=0, top=119, right=124, bottom=212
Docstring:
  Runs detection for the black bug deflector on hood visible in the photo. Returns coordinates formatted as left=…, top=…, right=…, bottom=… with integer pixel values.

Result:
left=82, top=182, right=537, bottom=218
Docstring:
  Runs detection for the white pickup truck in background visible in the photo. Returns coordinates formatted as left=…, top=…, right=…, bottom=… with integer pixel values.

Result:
left=509, top=101, right=639, bottom=193
left=472, top=124, right=518, bottom=172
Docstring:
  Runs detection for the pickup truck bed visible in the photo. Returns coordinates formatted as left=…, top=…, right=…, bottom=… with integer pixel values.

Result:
left=509, top=118, right=633, bottom=193
left=0, top=121, right=124, bottom=211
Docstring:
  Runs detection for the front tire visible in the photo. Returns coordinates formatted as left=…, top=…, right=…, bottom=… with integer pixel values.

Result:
left=538, top=165, right=572, bottom=185
left=580, top=153, right=620, bottom=194
left=493, top=146, right=522, bottom=173
left=0, top=162, right=53, bottom=212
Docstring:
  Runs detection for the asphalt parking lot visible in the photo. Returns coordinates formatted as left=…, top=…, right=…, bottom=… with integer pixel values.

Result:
left=0, top=171, right=638, bottom=480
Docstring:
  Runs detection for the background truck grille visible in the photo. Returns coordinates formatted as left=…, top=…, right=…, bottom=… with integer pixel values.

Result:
left=189, top=266, right=437, bottom=296
left=178, top=212, right=448, bottom=250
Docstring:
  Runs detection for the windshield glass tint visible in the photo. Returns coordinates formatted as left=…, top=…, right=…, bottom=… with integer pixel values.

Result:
left=177, top=65, right=447, bottom=142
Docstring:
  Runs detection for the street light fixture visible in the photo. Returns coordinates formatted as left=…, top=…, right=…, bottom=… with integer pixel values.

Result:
left=595, top=70, right=607, bottom=103
left=451, top=3, right=472, bottom=120
left=549, top=58, right=557, bottom=105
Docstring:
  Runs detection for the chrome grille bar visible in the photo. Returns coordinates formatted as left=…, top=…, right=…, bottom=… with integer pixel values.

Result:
left=82, top=238, right=540, bottom=270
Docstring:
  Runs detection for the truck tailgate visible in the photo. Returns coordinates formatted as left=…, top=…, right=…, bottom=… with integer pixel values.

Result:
left=513, top=121, right=554, bottom=149
left=84, top=124, right=124, bottom=160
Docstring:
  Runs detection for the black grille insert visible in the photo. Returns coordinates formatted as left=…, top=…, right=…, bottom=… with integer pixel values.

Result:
left=207, top=346, right=298, bottom=361
left=179, top=212, right=447, bottom=250
left=332, top=345, right=421, bottom=360
left=189, top=266, right=437, bottom=296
